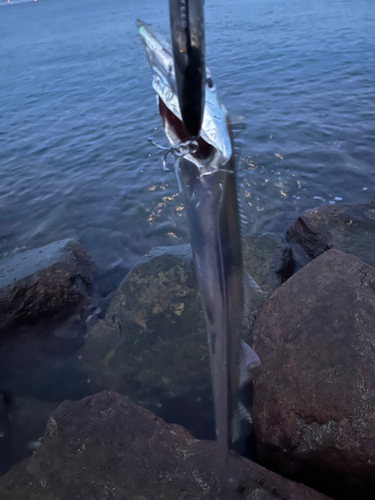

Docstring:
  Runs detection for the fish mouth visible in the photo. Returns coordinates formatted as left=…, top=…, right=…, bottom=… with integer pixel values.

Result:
left=138, top=19, right=232, bottom=173
left=158, top=97, right=214, bottom=163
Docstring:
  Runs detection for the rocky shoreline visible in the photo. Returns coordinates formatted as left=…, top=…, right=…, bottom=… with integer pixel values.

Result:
left=1, top=198, right=375, bottom=499
left=0, top=391, right=333, bottom=500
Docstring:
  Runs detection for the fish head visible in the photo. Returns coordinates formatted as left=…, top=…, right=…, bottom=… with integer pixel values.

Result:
left=137, top=19, right=233, bottom=175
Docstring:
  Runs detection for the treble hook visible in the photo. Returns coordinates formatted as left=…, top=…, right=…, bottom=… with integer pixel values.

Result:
left=148, top=138, right=199, bottom=171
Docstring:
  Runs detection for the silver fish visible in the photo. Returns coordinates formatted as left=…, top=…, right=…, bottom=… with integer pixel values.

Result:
left=137, top=19, right=260, bottom=479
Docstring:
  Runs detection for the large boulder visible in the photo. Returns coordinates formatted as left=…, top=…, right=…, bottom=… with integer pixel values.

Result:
left=0, top=391, right=332, bottom=500
left=0, top=239, right=97, bottom=333
left=82, top=245, right=209, bottom=399
left=252, top=249, right=375, bottom=500
left=286, top=197, right=375, bottom=267
left=81, top=237, right=293, bottom=434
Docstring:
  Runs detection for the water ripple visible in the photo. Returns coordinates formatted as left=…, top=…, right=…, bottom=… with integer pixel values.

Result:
left=0, top=0, right=374, bottom=272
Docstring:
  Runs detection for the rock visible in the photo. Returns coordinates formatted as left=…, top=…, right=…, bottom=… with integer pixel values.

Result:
left=82, top=244, right=207, bottom=398
left=252, top=249, right=375, bottom=500
left=0, top=391, right=332, bottom=500
left=0, top=239, right=97, bottom=333
left=81, top=245, right=211, bottom=432
left=286, top=197, right=375, bottom=268
left=242, top=233, right=293, bottom=340
left=81, top=237, right=293, bottom=435
left=242, top=233, right=293, bottom=296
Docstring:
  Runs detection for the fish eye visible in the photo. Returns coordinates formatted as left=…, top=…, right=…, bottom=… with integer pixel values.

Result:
left=207, top=77, right=214, bottom=89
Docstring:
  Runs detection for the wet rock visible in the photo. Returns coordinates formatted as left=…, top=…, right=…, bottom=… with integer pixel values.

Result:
left=81, top=237, right=292, bottom=434
left=0, top=238, right=97, bottom=333
left=252, top=249, right=375, bottom=500
left=81, top=245, right=210, bottom=410
left=286, top=197, right=375, bottom=268
left=242, top=233, right=293, bottom=296
left=0, top=391, right=332, bottom=500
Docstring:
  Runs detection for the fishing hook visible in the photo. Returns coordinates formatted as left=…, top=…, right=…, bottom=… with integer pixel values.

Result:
left=148, top=138, right=199, bottom=171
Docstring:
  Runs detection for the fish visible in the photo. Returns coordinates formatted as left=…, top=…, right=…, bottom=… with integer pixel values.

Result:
left=137, top=19, right=260, bottom=484
left=168, top=0, right=205, bottom=138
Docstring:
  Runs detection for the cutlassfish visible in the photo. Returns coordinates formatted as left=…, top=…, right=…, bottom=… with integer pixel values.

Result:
left=137, top=16, right=260, bottom=488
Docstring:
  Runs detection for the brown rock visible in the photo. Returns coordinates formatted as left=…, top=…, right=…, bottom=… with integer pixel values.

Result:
left=0, top=239, right=97, bottom=333
left=0, top=391, right=332, bottom=500
left=252, top=249, right=375, bottom=499
left=286, top=197, right=375, bottom=267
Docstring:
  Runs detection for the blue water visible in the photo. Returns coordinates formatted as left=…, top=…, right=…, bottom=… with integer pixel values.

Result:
left=1, top=0, right=374, bottom=274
